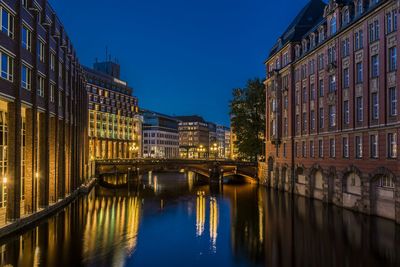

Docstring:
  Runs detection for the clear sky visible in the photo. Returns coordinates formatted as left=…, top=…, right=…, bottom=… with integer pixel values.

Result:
left=50, top=0, right=311, bottom=126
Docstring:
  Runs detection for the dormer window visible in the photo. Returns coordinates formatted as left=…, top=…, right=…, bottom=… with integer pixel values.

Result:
left=310, top=34, right=316, bottom=48
left=342, top=9, right=350, bottom=25
left=330, top=15, right=337, bottom=35
left=302, top=40, right=308, bottom=54
left=318, top=28, right=325, bottom=43
left=356, top=0, right=363, bottom=16
left=295, top=45, right=301, bottom=58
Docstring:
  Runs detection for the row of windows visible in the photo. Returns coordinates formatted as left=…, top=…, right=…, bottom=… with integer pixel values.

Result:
left=290, top=88, right=397, bottom=135
left=144, top=140, right=179, bottom=146
left=88, top=86, right=136, bottom=105
left=295, top=46, right=397, bottom=83
left=289, top=133, right=397, bottom=159
left=143, top=132, right=179, bottom=139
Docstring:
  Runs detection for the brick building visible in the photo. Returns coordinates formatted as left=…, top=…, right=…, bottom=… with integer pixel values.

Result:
left=264, top=0, right=400, bottom=223
left=0, top=0, right=88, bottom=226
left=85, top=61, right=142, bottom=166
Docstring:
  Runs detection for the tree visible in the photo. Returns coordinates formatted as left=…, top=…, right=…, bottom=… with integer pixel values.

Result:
left=230, top=78, right=266, bottom=161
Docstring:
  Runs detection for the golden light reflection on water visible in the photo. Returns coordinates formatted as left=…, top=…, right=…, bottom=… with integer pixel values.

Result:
left=196, top=191, right=206, bottom=237
left=82, top=195, right=141, bottom=266
left=209, top=197, right=219, bottom=253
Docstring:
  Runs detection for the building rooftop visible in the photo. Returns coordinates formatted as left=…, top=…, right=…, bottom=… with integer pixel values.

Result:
left=268, top=0, right=326, bottom=58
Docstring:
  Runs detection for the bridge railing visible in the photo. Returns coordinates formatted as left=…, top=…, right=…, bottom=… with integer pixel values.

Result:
left=94, top=158, right=257, bottom=167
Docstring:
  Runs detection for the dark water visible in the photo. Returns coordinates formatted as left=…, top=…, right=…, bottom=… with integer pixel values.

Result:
left=0, top=172, right=399, bottom=267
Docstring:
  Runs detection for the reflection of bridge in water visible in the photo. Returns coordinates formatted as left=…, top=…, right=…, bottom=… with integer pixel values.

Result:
left=95, top=159, right=258, bottom=186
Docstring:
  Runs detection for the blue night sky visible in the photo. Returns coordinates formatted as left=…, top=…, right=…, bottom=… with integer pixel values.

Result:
left=50, top=0, right=311, bottom=126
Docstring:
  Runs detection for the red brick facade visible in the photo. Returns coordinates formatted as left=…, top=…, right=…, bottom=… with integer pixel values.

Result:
left=264, top=0, right=400, bottom=223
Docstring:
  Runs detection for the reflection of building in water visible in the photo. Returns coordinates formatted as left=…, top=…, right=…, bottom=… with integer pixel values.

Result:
left=187, top=172, right=195, bottom=191
left=209, top=197, right=219, bottom=252
left=196, top=191, right=206, bottom=237
left=83, top=195, right=141, bottom=267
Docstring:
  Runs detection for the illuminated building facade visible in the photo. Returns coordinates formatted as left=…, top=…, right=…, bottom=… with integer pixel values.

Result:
left=85, top=61, right=142, bottom=163
left=177, top=116, right=210, bottom=159
left=216, top=125, right=231, bottom=159
left=0, top=0, right=89, bottom=226
left=265, top=0, right=400, bottom=222
left=142, top=110, right=179, bottom=159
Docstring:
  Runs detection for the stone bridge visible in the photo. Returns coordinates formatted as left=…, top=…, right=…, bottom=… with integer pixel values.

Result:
left=95, top=159, right=259, bottom=183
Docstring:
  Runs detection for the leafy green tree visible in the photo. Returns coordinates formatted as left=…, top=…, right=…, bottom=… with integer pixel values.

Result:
left=230, top=78, right=266, bottom=161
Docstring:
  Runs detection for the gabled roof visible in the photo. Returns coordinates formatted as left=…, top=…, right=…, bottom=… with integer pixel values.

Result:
left=268, top=0, right=326, bottom=59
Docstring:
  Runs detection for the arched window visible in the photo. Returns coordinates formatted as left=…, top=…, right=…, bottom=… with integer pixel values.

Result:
left=342, top=9, right=350, bottom=25
left=378, top=176, right=395, bottom=189
left=330, top=15, right=337, bottom=35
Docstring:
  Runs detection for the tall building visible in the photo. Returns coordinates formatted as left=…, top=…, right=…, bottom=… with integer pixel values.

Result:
left=264, top=0, right=400, bottom=222
left=142, top=110, right=179, bottom=158
left=216, top=125, right=231, bottom=159
left=176, top=116, right=209, bottom=159
left=85, top=61, right=142, bottom=165
left=0, top=0, right=88, bottom=226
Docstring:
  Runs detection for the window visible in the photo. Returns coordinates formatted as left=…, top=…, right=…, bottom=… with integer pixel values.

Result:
left=369, top=20, right=380, bottom=43
left=356, top=136, right=363, bottom=158
left=319, top=79, right=324, bottom=97
left=355, top=30, right=363, bottom=50
left=356, top=62, right=363, bottom=83
left=343, top=9, right=350, bottom=25
left=318, top=139, right=324, bottom=158
left=50, top=83, right=55, bottom=102
left=319, top=107, right=324, bottom=129
left=388, top=133, right=397, bottom=158
left=310, top=140, right=314, bottom=158
left=302, top=87, right=307, bottom=103
left=310, top=110, right=315, bottom=130
left=310, top=83, right=315, bottom=101
left=283, top=95, right=288, bottom=109
left=356, top=0, right=363, bottom=16
left=329, top=75, right=336, bottom=93
left=38, top=76, right=45, bottom=97
left=386, top=10, right=398, bottom=34
left=22, top=25, right=32, bottom=51
left=356, top=96, right=363, bottom=122
left=318, top=54, right=324, bottom=70
left=329, top=138, right=335, bottom=158
left=389, top=47, right=397, bottom=72
left=371, top=92, right=379, bottom=120
left=370, top=134, right=378, bottom=158
left=59, top=61, right=63, bottom=79
left=343, top=137, right=349, bottom=158
left=283, top=117, right=288, bottom=136
left=343, top=68, right=349, bottom=88
left=38, top=40, right=45, bottom=63
left=328, top=47, right=336, bottom=64
left=21, top=65, right=31, bottom=90
left=309, top=60, right=315, bottom=75
left=0, top=52, right=13, bottom=81
left=378, top=176, right=395, bottom=189
left=0, top=6, right=14, bottom=38
left=296, top=114, right=300, bottom=135
left=330, top=15, right=337, bottom=35
left=302, top=141, right=306, bottom=158
left=329, top=105, right=336, bottom=127
left=342, top=38, right=350, bottom=57
left=302, top=112, right=307, bottom=133
left=22, top=0, right=28, bottom=8
left=371, top=55, right=379, bottom=78
left=50, top=53, right=55, bottom=71
left=343, top=100, right=350, bottom=125
left=389, top=87, right=397, bottom=116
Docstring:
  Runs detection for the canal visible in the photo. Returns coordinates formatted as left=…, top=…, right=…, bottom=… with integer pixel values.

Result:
left=0, top=172, right=399, bottom=267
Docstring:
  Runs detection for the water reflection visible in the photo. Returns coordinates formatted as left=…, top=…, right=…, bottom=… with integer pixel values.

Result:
left=0, top=172, right=398, bottom=267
